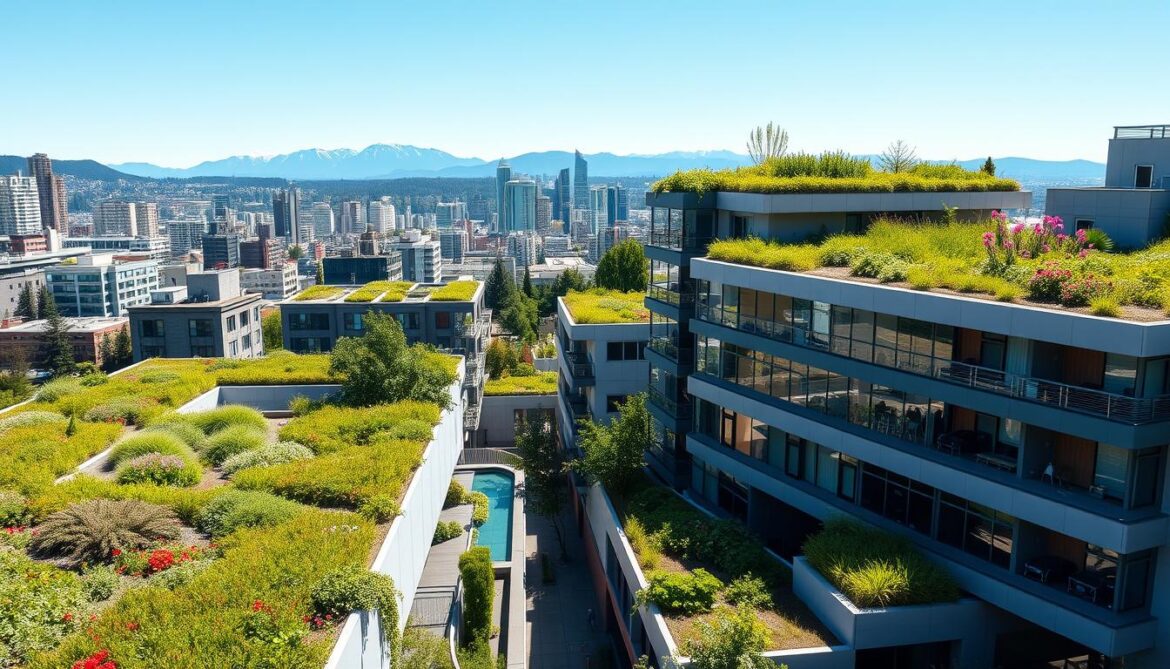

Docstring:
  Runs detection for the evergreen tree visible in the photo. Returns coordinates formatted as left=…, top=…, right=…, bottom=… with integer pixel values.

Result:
left=262, top=310, right=283, bottom=351
left=98, top=333, right=115, bottom=372
left=36, top=285, right=52, bottom=320
left=65, top=415, right=77, bottom=437
left=484, top=257, right=514, bottom=310
left=287, top=244, right=304, bottom=260
left=595, top=239, right=648, bottom=292
left=113, top=326, right=132, bottom=369
left=15, top=284, right=35, bottom=320
left=41, top=292, right=74, bottom=377
left=522, top=266, right=533, bottom=298
left=315, top=260, right=325, bottom=285
left=982, top=156, right=996, bottom=176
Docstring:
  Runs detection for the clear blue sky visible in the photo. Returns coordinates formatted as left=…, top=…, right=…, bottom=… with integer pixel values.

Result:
left=3, top=0, right=1167, bottom=167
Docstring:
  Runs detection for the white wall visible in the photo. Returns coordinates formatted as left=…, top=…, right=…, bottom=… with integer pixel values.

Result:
left=478, top=393, right=558, bottom=447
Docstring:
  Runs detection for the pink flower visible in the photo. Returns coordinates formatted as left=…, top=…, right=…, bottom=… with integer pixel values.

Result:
left=1011, top=223, right=1025, bottom=235
left=1041, top=244, right=1051, bottom=253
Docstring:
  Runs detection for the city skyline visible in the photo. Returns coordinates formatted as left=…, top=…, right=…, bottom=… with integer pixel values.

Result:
left=3, top=1, right=1169, bottom=166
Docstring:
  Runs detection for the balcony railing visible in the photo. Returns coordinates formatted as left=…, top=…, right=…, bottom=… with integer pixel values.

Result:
left=697, top=304, right=1170, bottom=424
left=648, top=230, right=712, bottom=252
left=1115, top=125, right=1170, bottom=139
left=648, top=335, right=693, bottom=364
left=463, top=403, right=481, bottom=431
left=648, top=386, right=692, bottom=421
left=647, top=285, right=694, bottom=308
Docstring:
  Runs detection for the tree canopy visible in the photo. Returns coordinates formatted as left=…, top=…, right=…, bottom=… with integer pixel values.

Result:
left=594, top=239, right=647, bottom=293
left=484, top=257, right=514, bottom=310
left=515, top=416, right=569, bottom=559
left=262, top=310, right=283, bottom=351
left=330, top=311, right=452, bottom=408
left=575, top=392, right=649, bottom=495
left=878, top=140, right=919, bottom=173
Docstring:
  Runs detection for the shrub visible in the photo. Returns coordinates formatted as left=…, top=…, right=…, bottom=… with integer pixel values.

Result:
left=637, top=568, right=722, bottom=615
left=905, top=267, right=937, bottom=290
left=202, top=425, right=268, bottom=465
left=851, top=252, right=910, bottom=282
left=277, top=402, right=440, bottom=455
left=221, top=441, right=315, bottom=476
left=1090, top=296, right=1122, bottom=317
left=358, top=494, right=400, bottom=523
left=81, top=564, right=120, bottom=602
left=445, top=480, right=469, bottom=509
left=195, top=490, right=303, bottom=537
left=311, top=565, right=400, bottom=655
left=29, top=499, right=180, bottom=564
left=724, top=573, right=773, bottom=609
left=1060, top=274, right=1109, bottom=307
left=35, top=377, right=83, bottom=402
left=1027, top=263, right=1072, bottom=302
left=469, top=491, right=489, bottom=526
left=0, top=489, right=29, bottom=526
left=433, top=520, right=463, bottom=544
left=83, top=397, right=150, bottom=424
left=150, top=558, right=212, bottom=590
left=0, top=549, right=89, bottom=666
left=140, top=421, right=207, bottom=449
left=0, top=410, right=66, bottom=433
left=107, top=432, right=194, bottom=468
left=684, top=605, right=771, bottom=669
left=802, top=519, right=960, bottom=608
left=183, top=405, right=267, bottom=435
left=26, top=475, right=221, bottom=525
left=116, top=453, right=202, bottom=487
left=458, top=547, right=494, bottom=644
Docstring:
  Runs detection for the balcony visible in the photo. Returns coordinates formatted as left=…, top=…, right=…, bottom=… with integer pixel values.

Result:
left=463, top=402, right=480, bottom=431
left=648, top=335, right=693, bottom=364
left=648, top=230, right=712, bottom=252
left=559, top=345, right=594, bottom=386
left=648, top=386, right=692, bottom=421
left=696, top=304, right=1170, bottom=425
left=646, top=285, right=694, bottom=309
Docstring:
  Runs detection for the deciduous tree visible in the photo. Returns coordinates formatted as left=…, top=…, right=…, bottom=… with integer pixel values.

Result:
left=329, top=311, right=451, bottom=408
left=575, top=392, right=649, bottom=496
left=878, top=140, right=919, bottom=173
left=515, top=416, right=569, bottom=561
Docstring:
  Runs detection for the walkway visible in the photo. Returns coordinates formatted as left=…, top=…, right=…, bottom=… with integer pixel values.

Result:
left=525, top=508, right=610, bottom=669
left=408, top=472, right=475, bottom=636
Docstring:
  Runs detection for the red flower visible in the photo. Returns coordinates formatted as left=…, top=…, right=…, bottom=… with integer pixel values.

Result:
left=147, top=549, right=175, bottom=572
left=63, top=612, right=74, bottom=622
left=325, top=613, right=333, bottom=621
left=251, top=600, right=264, bottom=612
left=70, top=649, right=116, bottom=669
left=111, top=548, right=122, bottom=557
left=125, top=622, right=140, bottom=631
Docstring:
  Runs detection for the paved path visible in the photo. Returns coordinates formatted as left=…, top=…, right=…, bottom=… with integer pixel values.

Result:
left=525, top=509, right=610, bottom=669
left=409, top=499, right=473, bottom=635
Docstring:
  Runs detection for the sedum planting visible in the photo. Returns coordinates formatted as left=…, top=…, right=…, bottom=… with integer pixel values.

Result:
left=562, top=288, right=649, bottom=324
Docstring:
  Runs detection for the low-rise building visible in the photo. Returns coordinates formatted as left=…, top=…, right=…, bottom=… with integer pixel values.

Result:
left=0, top=316, right=127, bottom=371
left=527, top=256, right=595, bottom=287
left=46, top=253, right=158, bottom=317
left=128, top=269, right=263, bottom=360
left=240, top=263, right=299, bottom=300
left=62, top=236, right=171, bottom=261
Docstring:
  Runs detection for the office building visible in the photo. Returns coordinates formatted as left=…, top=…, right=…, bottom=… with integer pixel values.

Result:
left=0, top=174, right=42, bottom=236
left=27, top=154, right=68, bottom=235
left=503, top=178, right=537, bottom=233
left=47, top=253, right=158, bottom=317
left=129, top=270, right=263, bottom=360
left=391, top=230, right=443, bottom=283
left=239, top=236, right=285, bottom=270
left=506, top=231, right=538, bottom=269
left=536, top=194, right=552, bottom=234
left=436, top=201, right=467, bottom=228
left=306, top=202, right=335, bottom=238
left=211, top=195, right=230, bottom=228
left=496, top=159, right=512, bottom=233
left=340, top=200, right=363, bottom=235
left=322, top=255, right=403, bottom=285
left=608, top=183, right=628, bottom=223
left=201, top=233, right=241, bottom=270
left=440, top=229, right=468, bottom=263
left=589, top=185, right=609, bottom=237
left=542, top=234, right=574, bottom=257
left=273, top=186, right=300, bottom=243
left=0, top=316, right=128, bottom=371
left=62, top=236, right=171, bottom=261
left=554, top=167, right=571, bottom=222
left=0, top=269, right=44, bottom=317
left=368, top=197, right=396, bottom=234
left=240, top=263, right=299, bottom=300
left=573, top=150, right=589, bottom=211
left=166, top=218, right=205, bottom=256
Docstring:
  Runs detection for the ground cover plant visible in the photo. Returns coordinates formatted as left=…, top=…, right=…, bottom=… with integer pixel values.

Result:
left=483, top=370, right=557, bottom=395
left=562, top=288, right=649, bottom=324
left=292, top=284, right=344, bottom=301
left=429, top=280, right=479, bottom=301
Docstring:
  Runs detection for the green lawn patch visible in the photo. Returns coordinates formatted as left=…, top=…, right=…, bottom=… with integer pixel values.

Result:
left=483, top=371, right=557, bottom=395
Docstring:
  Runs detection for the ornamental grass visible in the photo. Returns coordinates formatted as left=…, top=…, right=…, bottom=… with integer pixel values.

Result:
left=343, top=280, right=414, bottom=303
left=292, top=284, right=344, bottom=301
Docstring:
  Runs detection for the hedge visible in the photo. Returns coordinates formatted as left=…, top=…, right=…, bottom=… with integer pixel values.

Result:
left=458, top=547, right=494, bottom=645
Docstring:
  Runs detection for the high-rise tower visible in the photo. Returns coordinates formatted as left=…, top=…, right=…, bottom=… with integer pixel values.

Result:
left=495, top=159, right=512, bottom=233
left=573, top=150, right=589, bottom=211
left=27, top=153, right=67, bottom=235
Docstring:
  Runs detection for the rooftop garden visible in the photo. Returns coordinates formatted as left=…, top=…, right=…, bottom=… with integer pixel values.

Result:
left=708, top=214, right=1170, bottom=319
left=343, top=280, right=415, bottom=303
left=562, top=288, right=649, bottom=324
left=292, top=284, right=344, bottom=301
left=0, top=337, right=459, bottom=667
left=802, top=520, right=960, bottom=608
left=652, top=152, right=1020, bottom=195
left=429, top=280, right=479, bottom=302
left=614, top=479, right=834, bottom=652
left=484, top=371, right=557, bottom=396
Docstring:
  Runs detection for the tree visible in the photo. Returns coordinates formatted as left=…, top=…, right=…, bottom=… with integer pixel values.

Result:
left=538, top=268, right=589, bottom=317
left=499, top=292, right=537, bottom=342
left=484, top=257, right=514, bottom=310
left=98, top=333, right=116, bottom=372
left=287, top=244, right=304, bottom=260
left=878, top=140, right=919, bottom=173
left=315, top=260, right=325, bottom=285
left=515, top=416, right=569, bottom=560
left=594, top=239, right=648, bottom=293
left=36, top=285, right=53, bottom=320
left=113, top=325, right=132, bottom=369
left=982, top=156, right=996, bottom=176
left=485, top=338, right=517, bottom=379
left=40, top=292, right=74, bottom=377
left=746, top=122, right=789, bottom=165
left=575, top=392, right=649, bottom=496
left=522, top=266, right=533, bottom=298
left=684, top=606, right=775, bottom=669
left=329, top=311, right=452, bottom=408
left=261, top=310, right=283, bottom=351
left=15, top=284, right=35, bottom=320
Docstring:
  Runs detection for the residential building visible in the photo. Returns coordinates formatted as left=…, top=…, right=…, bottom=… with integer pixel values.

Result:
left=339, top=200, right=363, bottom=235
left=556, top=292, right=649, bottom=449
left=93, top=201, right=158, bottom=237
left=391, top=230, right=443, bottom=283
left=322, top=255, right=403, bottom=284
left=503, top=177, right=536, bottom=233
left=439, top=229, right=468, bottom=263
left=239, top=236, right=285, bottom=269
left=27, top=153, right=67, bottom=235
left=436, top=201, right=467, bottom=228
left=306, top=201, right=335, bottom=238
left=46, top=253, right=158, bottom=317
left=135, top=202, right=160, bottom=238
left=166, top=218, right=205, bottom=255
left=573, top=150, right=589, bottom=211
left=506, top=231, right=538, bottom=269
left=63, top=236, right=171, bottom=261
left=0, top=269, right=44, bottom=317
left=273, top=186, right=300, bottom=243
left=554, top=167, right=571, bottom=222
left=129, top=269, right=263, bottom=360
left=536, top=194, right=552, bottom=234
left=240, top=263, right=299, bottom=300
left=9, top=235, right=47, bottom=255
left=0, top=173, right=42, bottom=236
left=0, top=316, right=128, bottom=371
left=1047, top=124, right=1170, bottom=248
left=201, top=233, right=241, bottom=269
left=368, top=196, right=396, bottom=234
left=495, top=159, right=512, bottom=233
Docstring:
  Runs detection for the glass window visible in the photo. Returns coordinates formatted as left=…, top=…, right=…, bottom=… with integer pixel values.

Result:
left=435, top=311, right=451, bottom=329
left=188, top=319, right=213, bottom=337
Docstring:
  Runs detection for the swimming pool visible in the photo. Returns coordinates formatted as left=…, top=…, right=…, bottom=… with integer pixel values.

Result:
left=471, top=470, right=514, bottom=561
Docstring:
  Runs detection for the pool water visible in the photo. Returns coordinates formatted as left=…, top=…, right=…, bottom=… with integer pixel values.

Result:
left=471, top=471, right=514, bottom=561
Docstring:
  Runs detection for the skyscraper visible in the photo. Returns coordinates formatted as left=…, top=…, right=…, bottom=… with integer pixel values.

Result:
left=340, top=201, right=363, bottom=235
left=436, top=201, right=467, bottom=228
left=273, top=186, right=300, bottom=244
left=588, top=185, right=609, bottom=236
left=573, top=150, right=589, bottom=212
left=211, top=194, right=230, bottom=226
left=607, top=184, right=628, bottom=222
left=536, top=194, right=552, bottom=234
left=554, top=167, right=571, bottom=221
left=495, top=159, right=512, bottom=233
left=27, top=154, right=67, bottom=235
left=0, top=174, right=42, bottom=236
left=368, top=197, right=396, bottom=234
left=503, top=178, right=537, bottom=233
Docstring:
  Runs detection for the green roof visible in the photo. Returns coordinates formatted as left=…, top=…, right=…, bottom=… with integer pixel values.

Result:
left=562, top=289, right=649, bottom=324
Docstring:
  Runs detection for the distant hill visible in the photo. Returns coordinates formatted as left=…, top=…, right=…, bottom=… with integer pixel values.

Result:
left=0, top=155, right=145, bottom=181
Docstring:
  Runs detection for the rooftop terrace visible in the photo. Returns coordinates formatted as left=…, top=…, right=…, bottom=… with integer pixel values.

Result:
left=288, top=279, right=481, bottom=304
left=561, top=289, right=650, bottom=324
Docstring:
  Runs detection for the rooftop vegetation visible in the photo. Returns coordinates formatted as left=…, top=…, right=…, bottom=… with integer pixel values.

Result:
left=708, top=214, right=1170, bottom=318
left=343, top=280, right=415, bottom=303
left=653, top=153, right=1020, bottom=195
left=484, top=371, right=557, bottom=396
left=292, top=284, right=344, bottom=301
left=802, top=519, right=960, bottom=608
left=429, top=280, right=479, bottom=302
left=562, top=288, right=649, bottom=324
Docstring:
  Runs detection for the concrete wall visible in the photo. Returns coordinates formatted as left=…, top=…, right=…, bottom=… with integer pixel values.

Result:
left=1105, top=137, right=1170, bottom=188
left=533, top=356, right=557, bottom=372
left=557, top=297, right=650, bottom=426
left=713, top=190, right=1031, bottom=216
left=1045, top=187, right=1170, bottom=249
left=175, top=384, right=341, bottom=414
left=478, top=393, right=558, bottom=447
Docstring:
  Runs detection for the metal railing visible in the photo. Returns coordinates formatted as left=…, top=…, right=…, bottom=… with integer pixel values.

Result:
left=697, top=303, right=1170, bottom=424
left=458, top=447, right=521, bottom=467
left=648, top=335, right=693, bottom=363
left=463, top=403, right=480, bottom=431
left=648, top=230, right=712, bottom=251
left=648, top=386, right=692, bottom=420
left=1115, top=125, right=1170, bottom=139
left=647, top=284, right=694, bottom=308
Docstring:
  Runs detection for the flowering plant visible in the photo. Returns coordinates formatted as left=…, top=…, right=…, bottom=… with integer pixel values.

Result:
left=984, top=212, right=1089, bottom=274
left=1027, top=262, right=1073, bottom=302
left=71, top=649, right=116, bottom=669
left=114, top=543, right=210, bottom=577
left=1060, top=274, right=1111, bottom=306
left=241, top=600, right=305, bottom=648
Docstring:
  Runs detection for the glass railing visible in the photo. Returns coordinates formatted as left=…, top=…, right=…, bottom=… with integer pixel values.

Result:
left=696, top=304, right=1170, bottom=424
left=648, top=336, right=693, bottom=364
left=648, top=230, right=713, bottom=251
left=647, top=285, right=694, bottom=308
left=648, top=386, right=692, bottom=420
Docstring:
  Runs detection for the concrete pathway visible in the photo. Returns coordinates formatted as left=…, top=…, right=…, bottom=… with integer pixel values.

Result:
left=525, top=509, right=610, bottom=669
left=409, top=500, right=473, bottom=635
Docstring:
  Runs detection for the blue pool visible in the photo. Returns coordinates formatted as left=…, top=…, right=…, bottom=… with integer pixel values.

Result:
left=472, top=470, right=514, bottom=561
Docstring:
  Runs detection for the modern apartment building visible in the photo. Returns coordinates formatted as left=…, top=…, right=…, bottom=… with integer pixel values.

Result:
left=368, top=197, right=396, bottom=234
left=93, top=201, right=158, bottom=237
left=27, top=153, right=68, bottom=236
left=0, top=173, right=42, bottom=236
left=240, top=263, right=299, bottom=300
left=504, top=177, right=537, bottom=233
left=62, top=236, right=171, bottom=261
left=555, top=292, right=649, bottom=451
left=1047, top=125, right=1170, bottom=249
left=129, top=269, right=263, bottom=361
left=391, top=230, right=443, bottom=283
left=46, top=253, right=158, bottom=317
left=629, top=168, right=1170, bottom=666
